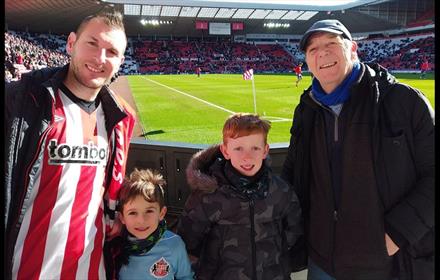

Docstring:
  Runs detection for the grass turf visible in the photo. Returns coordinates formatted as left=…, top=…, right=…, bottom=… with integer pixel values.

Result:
left=128, top=73, right=434, bottom=145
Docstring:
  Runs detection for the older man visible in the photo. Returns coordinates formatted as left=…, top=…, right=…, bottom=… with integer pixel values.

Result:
left=282, top=19, right=434, bottom=280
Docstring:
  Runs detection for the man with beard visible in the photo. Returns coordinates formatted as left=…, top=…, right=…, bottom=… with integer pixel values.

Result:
left=5, top=9, right=136, bottom=279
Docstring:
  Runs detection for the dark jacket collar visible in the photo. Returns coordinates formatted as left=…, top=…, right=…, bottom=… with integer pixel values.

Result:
left=185, top=144, right=273, bottom=195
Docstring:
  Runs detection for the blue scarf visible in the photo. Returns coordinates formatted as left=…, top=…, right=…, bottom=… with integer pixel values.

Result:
left=312, top=62, right=361, bottom=106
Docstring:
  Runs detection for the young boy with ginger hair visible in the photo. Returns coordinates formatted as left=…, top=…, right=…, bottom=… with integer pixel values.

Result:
left=177, top=113, right=302, bottom=280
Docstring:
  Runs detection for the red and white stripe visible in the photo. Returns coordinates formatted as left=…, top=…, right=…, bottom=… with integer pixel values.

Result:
left=12, top=90, right=109, bottom=280
left=243, top=68, right=254, bottom=80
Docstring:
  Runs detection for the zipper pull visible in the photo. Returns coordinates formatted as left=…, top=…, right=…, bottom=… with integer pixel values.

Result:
left=333, top=210, right=338, bottom=221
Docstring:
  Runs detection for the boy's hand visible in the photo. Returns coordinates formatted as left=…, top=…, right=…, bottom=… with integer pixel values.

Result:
left=106, top=217, right=123, bottom=240
left=385, top=233, right=399, bottom=256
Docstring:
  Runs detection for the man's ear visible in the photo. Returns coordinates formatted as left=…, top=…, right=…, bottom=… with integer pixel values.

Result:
left=220, top=143, right=230, bottom=160
left=351, top=40, right=358, bottom=52
left=66, top=32, right=77, bottom=55
left=159, top=206, right=167, bottom=221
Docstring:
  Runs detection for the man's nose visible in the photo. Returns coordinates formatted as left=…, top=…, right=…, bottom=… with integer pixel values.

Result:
left=97, top=49, right=106, bottom=63
left=318, top=47, right=329, bottom=57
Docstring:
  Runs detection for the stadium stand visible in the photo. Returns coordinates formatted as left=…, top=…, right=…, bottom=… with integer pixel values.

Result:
left=5, top=30, right=434, bottom=81
left=5, top=31, right=69, bottom=81
left=4, top=3, right=434, bottom=280
left=357, top=33, right=434, bottom=71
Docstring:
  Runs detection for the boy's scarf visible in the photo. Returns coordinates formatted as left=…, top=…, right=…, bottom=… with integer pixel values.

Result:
left=223, top=161, right=270, bottom=200
left=312, top=62, right=361, bottom=106
left=118, top=219, right=167, bottom=266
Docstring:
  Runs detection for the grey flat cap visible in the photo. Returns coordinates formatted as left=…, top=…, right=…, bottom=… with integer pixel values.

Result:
left=299, top=19, right=352, bottom=52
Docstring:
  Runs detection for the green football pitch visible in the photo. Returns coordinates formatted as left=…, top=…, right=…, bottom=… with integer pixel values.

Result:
left=128, top=73, right=434, bottom=145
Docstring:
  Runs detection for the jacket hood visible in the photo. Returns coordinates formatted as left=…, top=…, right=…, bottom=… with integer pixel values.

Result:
left=364, top=62, right=396, bottom=85
left=363, top=62, right=397, bottom=103
left=186, top=145, right=223, bottom=193
left=186, top=144, right=273, bottom=193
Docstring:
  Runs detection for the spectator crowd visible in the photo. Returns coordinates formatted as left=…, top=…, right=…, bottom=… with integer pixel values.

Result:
left=5, top=30, right=434, bottom=81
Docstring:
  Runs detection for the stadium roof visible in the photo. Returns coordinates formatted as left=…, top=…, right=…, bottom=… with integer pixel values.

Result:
left=5, top=0, right=430, bottom=37
left=110, top=0, right=382, bottom=15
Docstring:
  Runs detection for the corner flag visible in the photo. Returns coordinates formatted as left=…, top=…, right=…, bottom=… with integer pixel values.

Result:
left=243, top=69, right=254, bottom=80
left=242, top=69, right=257, bottom=113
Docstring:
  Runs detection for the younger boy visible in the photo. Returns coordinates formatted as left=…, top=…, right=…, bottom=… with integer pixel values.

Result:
left=177, top=113, right=302, bottom=280
left=105, top=168, right=194, bottom=280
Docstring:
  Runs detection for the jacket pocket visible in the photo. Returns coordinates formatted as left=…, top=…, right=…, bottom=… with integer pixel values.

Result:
left=381, top=132, right=416, bottom=202
left=407, top=227, right=434, bottom=258
left=398, top=248, right=434, bottom=280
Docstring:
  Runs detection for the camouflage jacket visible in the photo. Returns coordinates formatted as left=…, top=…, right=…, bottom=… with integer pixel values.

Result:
left=177, top=145, right=302, bottom=280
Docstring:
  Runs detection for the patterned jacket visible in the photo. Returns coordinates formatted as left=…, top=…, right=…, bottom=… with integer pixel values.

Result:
left=177, top=145, right=302, bottom=280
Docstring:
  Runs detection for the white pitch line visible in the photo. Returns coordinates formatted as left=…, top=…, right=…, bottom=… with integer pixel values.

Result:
left=141, top=76, right=235, bottom=114
left=268, top=119, right=291, bottom=123
left=263, top=116, right=291, bottom=121
left=141, top=76, right=291, bottom=122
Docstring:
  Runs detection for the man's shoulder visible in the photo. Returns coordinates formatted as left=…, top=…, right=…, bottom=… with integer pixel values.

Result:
left=104, top=87, right=137, bottom=120
left=378, top=81, right=433, bottom=123
left=22, top=66, right=64, bottom=86
left=6, top=67, right=64, bottom=101
left=381, top=81, right=425, bottom=104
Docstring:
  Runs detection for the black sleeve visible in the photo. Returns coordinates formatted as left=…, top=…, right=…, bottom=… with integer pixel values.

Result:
left=384, top=85, right=434, bottom=249
left=5, top=80, right=26, bottom=134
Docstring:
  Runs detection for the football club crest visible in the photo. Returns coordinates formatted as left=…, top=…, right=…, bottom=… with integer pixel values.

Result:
left=150, top=257, right=170, bottom=278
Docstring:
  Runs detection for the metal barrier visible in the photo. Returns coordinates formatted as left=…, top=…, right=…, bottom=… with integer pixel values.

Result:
left=126, top=137, right=289, bottom=226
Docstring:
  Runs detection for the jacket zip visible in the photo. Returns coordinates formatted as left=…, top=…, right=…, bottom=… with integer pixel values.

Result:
left=103, top=130, right=116, bottom=191
left=249, top=199, right=257, bottom=280
left=309, top=91, right=341, bottom=274
left=330, top=112, right=339, bottom=274
left=308, top=92, right=339, bottom=142
left=331, top=210, right=338, bottom=274
left=11, top=89, right=57, bottom=253
left=11, top=119, right=24, bottom=167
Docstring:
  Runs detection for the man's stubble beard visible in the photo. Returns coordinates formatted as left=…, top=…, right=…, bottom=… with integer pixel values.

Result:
left=71, top=59, right=111, bottom=90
